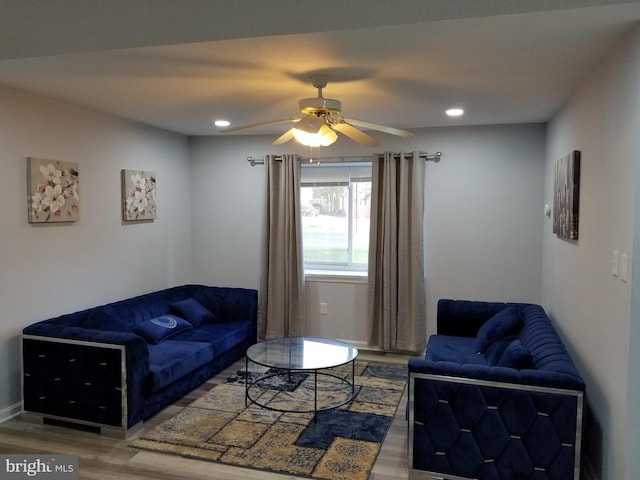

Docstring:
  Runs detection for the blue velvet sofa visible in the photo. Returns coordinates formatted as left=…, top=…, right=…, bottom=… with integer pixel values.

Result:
left=22, top=284, right=257, bottom=436
left=408, top=299, right=585, bottom=480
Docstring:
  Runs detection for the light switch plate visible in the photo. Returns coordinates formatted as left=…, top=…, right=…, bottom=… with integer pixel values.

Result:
left=612, top=250, right=619, bottom=277
left=621, top=253, right=629, bottom=282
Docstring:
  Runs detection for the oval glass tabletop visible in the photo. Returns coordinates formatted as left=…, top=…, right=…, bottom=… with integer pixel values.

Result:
left=246, top=336, right=358, bottom=370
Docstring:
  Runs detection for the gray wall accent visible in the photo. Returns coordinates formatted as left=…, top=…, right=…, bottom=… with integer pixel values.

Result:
left=626, top=27, right=640, bottom=480
left=0, top=85, right=192, bottom=415
left=543, top=26, right=640, bottom=480
left=189, top=123, right=546, bottom=342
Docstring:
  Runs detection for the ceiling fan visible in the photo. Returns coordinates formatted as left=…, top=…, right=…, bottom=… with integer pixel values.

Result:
left=221, top=75, right=413, bottom=147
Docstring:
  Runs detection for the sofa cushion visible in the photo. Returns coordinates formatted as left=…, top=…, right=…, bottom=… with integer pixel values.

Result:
left=82, top=306, right=131, bottom=333
left=497, top=338, right=533, bottom=369
left=171, top=321, right=254, bottom=357
left=425, top=335, right=487, bottom=365
left=132, top=315, right=192, bottom=344
left=170, top=298, right=216, bottom=327
left=476, top=305, right=522, bottom=353
left=147, top=340, right=214, bottom=392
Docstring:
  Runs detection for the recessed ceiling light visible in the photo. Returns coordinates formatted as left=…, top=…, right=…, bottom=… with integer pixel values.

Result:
left=214, top=119, right=230, bottom=127
left=446, top=108, right=464, bottom=117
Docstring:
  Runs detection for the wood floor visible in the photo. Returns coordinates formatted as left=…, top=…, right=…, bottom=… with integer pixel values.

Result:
left=0, top=352, right=412, bottom=480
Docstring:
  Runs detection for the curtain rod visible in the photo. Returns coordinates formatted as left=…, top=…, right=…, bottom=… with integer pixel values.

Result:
left=247, top=151, right=441, bottom=166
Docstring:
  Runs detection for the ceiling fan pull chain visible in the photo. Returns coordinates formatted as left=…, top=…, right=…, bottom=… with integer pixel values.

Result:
left=307, top=146, right=319, bottom=165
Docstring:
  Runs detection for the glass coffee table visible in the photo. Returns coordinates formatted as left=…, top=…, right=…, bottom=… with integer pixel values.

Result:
left=245, top=336, right=359, bottom=419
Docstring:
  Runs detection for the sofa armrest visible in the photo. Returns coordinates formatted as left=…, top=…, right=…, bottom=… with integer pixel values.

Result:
left=408, top=357, right=585, bottom=391
left=408, top=366, right=584, bottom=480
left=22, top=324, right=149, bottom=379
left=25, top=323, right=144, bottom=348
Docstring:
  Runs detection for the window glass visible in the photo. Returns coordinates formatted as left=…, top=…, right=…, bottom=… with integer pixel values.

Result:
left=300, top=162, right=372, bottom=272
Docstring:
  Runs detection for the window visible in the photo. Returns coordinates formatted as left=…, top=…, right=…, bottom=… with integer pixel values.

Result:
left=300, top=162, right=372, bottom=273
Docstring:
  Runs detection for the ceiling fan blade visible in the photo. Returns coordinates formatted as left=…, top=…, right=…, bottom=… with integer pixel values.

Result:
left=332, top=122, right=379, bottom=146
left=342, top=117, right=413, bottom=138
left=220, top=117, right=299, bottom=133
left=272, top=127, right=296, bottom=145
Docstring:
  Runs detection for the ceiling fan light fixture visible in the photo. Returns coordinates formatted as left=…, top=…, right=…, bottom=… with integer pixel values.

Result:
left=293, top=122, right=337, bottom=146
left=293, top=115, right=324, bottom=134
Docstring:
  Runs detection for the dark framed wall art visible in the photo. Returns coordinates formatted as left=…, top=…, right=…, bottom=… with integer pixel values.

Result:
left=553, top=150, right=581, bottom=240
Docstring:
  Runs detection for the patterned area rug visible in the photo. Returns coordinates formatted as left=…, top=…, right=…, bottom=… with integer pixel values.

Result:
left=132, top=360, right=406, bottom=480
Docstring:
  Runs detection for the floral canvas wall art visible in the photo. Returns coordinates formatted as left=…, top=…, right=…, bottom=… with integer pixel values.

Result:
left=28, top=157, right=79, bottom=223
left=122, top=169, right=156, bottom=221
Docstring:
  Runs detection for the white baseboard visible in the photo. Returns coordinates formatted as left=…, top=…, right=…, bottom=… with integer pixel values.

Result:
left=0, top=402, right=22, bottom=423
left=344, top=340, right=379, bottom=352
left=343, top=340, right=421, bottom=358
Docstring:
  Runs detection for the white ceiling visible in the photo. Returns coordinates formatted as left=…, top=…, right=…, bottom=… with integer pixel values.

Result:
left=1, top=0, right=640, bottom=137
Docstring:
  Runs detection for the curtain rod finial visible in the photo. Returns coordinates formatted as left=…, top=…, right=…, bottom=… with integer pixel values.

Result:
left=247, top=156, right=265, bottom=166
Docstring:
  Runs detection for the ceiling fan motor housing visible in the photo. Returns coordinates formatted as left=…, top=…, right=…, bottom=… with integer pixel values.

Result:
left=298, top=97, right=342, bottom=115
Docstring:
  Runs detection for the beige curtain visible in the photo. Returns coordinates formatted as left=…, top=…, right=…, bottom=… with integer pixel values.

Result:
left=367, top=151, right=426, bottom=352
left=258, top=154, right=305, bottom=340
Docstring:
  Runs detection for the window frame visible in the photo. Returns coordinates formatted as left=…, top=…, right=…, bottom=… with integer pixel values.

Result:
left=300, top=161, right=372, bottom=274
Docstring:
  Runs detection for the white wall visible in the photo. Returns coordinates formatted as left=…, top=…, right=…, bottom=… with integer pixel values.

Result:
left=190, top=123, right=546, bottom=345
left=0, top=85, right=192, bottom=419
left=543, top=27, right=640, bottom=480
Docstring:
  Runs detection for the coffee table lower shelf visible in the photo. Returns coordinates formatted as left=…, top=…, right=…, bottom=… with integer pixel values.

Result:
left=245, top=367, right=356, bottom=420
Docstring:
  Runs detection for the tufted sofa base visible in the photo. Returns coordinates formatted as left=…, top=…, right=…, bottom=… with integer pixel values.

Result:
left=409, top=372, right=583, bottom=480
left=21, top=412, right=143, bottom=439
